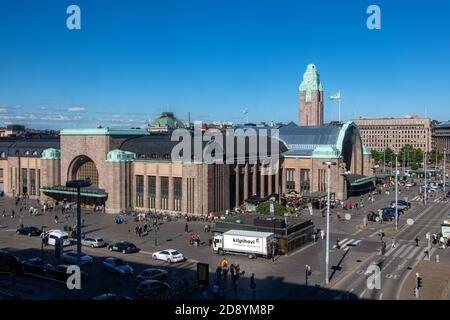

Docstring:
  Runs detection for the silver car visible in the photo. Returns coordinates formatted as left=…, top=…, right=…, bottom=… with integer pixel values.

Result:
left=81, top=237, right=107, bottom=248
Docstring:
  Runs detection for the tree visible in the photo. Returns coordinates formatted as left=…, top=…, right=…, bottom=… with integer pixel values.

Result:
left=429, top=148, right=443, bottom=165
left=256, top=201, right=288, bottom=216
left=385, top=147, right=394, bottom=167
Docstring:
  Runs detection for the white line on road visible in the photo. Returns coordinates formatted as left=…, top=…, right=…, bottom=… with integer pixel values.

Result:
left=341, top=239, right=356, bottom=248
left=360, top=289, right=367, bottom=299
left=369, top=231, right=379, bottom=238
left=399, top=245, right=415, bottom=258
left=353, top=240, right=362, bottom=245
left=392, top=245, right=408, bottom=257
left=407, top=246, right=422, bottom=260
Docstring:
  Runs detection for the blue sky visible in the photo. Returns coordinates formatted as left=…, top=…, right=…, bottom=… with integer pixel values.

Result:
left=0, top=0, right=449, bottom=129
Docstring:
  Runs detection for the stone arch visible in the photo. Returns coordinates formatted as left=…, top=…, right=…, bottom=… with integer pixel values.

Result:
left=339, top=123, right=364, bottom=175
left=67, top=155, right=99, bottom=186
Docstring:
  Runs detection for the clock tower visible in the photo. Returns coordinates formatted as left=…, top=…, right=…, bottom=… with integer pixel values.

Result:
left=299, top=64, right=324, bottom=126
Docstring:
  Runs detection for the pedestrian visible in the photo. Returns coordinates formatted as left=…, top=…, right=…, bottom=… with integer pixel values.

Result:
left=391, top=239, right=397, bottom=249
left=250, top=273, right=256, bottom=300
left=196, top=234, right=201, bottom=246
left=215, top=266, right=222, bottom=282
left=82, top=218, right=85, bottom=227
left=232, top=273, right=238, bottom=292
left=135, top=225, right=139, bottom=235
left=2, top=209, right=5, bottom=217
left=221, top=257, right=229, bottom=270
left=54, top=214, right=58, bottom=224
left=440, top=236, right=445, bottom=249
left=335, top=238, right=341, bottom=250
left=184, top=223, right=189, bottom=233
left=188, top=233, right=193, bottom=245
left=212, top=283, right=220, bottom=300
left=138, top=226, right=142, bottom=238
left=11, top=210, right=15, bottom=219
left=230, top=264, right=235, bottom=277
left=415, top=237, right=420, bottom=247
left=320, top=229, right=325, bottom=240
left=204, top=224, right=209, bottom=233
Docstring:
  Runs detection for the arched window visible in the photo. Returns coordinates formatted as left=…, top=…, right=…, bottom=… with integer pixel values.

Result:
left=24, top=150, right=30, bottom=156
left=32, top=151, right=38, bottom=156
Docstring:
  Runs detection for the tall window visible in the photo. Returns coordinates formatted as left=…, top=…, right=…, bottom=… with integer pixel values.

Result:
left=318, top=169, right=327, bottom=193
left=135, top=175, right=144, bottom=207
left=147, top=176, right=156, bottom=208
left=160, top=177, right=169, bottom=210
left=30, top=169, right=36, bottom=196
left=21, top=168, right=28, bottom=194
left=300, top=169, right=310, bottom=195
left=173, top=177, right=182, bottom=212
left=286, top=169, right=296, bottom=192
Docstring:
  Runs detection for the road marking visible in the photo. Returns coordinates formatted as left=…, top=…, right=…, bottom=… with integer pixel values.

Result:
left=399, top=245, right=415, bottom=258
left=359, top=289, right=367, bottom=299
left=407, top=246, right=422, bottom=260
left=353, top=240, right=362, bottom=245
left=341, top=239, right=356, bottom=248
left=338, top=238, right=349, bottom=246
left=379, top=293, right=383, bottom=300
left=369, top=231, right=379, bottom=238
left=351, top=229, right=362, bottom=236
left=385, top=246, right=398, bottom=257
left=392, top=245, right=408, bottom=257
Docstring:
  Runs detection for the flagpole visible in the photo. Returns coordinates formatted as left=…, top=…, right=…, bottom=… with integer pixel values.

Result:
left=338, top=97, right=341, bottom=124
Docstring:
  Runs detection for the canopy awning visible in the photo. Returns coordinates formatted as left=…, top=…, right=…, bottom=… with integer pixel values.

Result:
left=40, top=186, right=108, bottom=198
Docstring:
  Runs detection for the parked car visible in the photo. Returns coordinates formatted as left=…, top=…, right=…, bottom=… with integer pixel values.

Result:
left=390, top=201, right=409, bottom=211
left=93, top=294, right=132, bottom=300
left=81, top=237, right=107, bottom=248
left=103, top=257, right=133, bottom=276
left=0, top=251, right=23, bottom=275
left=152, top=249, right=185, bottom=263
left=136, top=280, right=171, bottom=299
left=62, top=251, right=94, bottom=265
left=22, top=258, right=54, bottom=276
left=396, top=200, right=411, bottom=208
left=108, top=241, right=140, bottom=254
left=367, top=211, right=394, bottom=222
left=16, top=226, right=42, bottom=237
left=54, top=264, right=89, bottom=281
left=380, top=207, right=402, bottom=215
left=135, top=268, right=168, bottom=283
left=42, top=230, right=71, bottom=246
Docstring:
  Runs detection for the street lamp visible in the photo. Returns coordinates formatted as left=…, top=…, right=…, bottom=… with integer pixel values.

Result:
left=322, top=161, right=336, bottom=285
left=41, top=225, right=46, bottom=267
left=424, top=152, right=428, bottom=207
left=66, top=178, right=92, bottom=267
left=395, top=153, right=399, bottom=231
left=305, top=264, right=312, bottom=286
left=444, top=148, right=447, bottom=193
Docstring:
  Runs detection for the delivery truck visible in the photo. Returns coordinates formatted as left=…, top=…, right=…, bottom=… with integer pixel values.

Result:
left=212, top=230, right=275, bottom=259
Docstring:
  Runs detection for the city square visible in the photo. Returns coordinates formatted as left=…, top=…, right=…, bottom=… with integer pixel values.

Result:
left=0, top=0, right=449, bottom=310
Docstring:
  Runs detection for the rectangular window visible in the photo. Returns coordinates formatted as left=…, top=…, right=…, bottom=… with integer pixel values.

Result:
left=300, top=169, right=310, bottom=195
left=187, top=177, right=195, bottom=213
left=0, top=168, right=3, bottom=180
left=147, top=176, right=156, bottom=209
left=173, top=177, right=182, bottom=212
left=318, top=169, right=327, bottom=193
left=30, top=169, right=36, bottom=195
left=21, top=168, right=28, bottom=195
left=160, top=177, right=169, bottom=210
left=286, top=168, right=296, bottom=192
left=135, top=175, right=144, bottom=207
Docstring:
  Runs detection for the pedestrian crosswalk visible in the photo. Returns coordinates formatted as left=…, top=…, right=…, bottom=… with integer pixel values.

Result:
left=333, top=238, right=362, bottom=250
left=411, top=195, right=449, bottom=203
left=379, top=243, right=440, bottom=261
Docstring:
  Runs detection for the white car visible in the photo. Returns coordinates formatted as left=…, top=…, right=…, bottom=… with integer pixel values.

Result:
left=42, top=230, right=71, bottom=246
left=81, top=237, right=107, bottom=248
left=62, top=251, right=94, bottom=265
left=152, top=249, right=185, bottom=263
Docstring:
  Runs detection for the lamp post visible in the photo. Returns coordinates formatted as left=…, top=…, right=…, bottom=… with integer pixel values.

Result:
left=444, top=148, right=447, bottom=193
left=65, top=178, right=92, bottom=267
left=424, top=152, right=428, bottom=207
left=41, top=226, right=46, bottom=267
left=395, top=153, right=399, bottom=231
left=322, top=161, right=336, bottom=285
left=305, top=264, right=312, bottom=286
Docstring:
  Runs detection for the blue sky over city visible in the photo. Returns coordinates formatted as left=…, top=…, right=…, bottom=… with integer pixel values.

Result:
left=0, top=0, right=449, bottom=129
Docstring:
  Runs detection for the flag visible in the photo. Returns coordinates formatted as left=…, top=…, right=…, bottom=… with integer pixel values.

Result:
left=330, top=91, right=341, bottom=100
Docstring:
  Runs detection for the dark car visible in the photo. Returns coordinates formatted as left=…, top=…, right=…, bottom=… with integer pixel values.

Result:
left=136, top=280, right=171, bottom=299
left=396, top=200, right=411, bottom=208
left=22, top=258, right=54, bottom=276
left=380, top=207, right=401, bottom=215
left=135, top=268, right=168, bottom=284
left=0, top=252, right=23, bottom=275
left=16, top=226, right=42, bottom=237
left=108, top=241, right=140, bottom=254
left=93, top=294, right=133, bottom=300
left=54, top=264, right=89, bottom=282
left=367, top=211, right=394, bottom=222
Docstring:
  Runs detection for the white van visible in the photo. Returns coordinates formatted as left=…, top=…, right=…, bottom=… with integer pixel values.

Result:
left=42, top=230, right=71, bottom=246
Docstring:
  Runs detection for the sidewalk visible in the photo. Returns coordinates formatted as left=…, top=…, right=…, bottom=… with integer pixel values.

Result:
left=399, top=260, right=450, bottom=300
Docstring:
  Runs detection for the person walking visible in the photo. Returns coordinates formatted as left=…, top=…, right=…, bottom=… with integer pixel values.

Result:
left=391, top=239, right=397, bottom=249
left=415, top=237, right=420, bottom=247
left=11, top=210, right=15, bottom=219
left=250, top=273, right=256, bottom=300
left=320, top=229, right=325, bottom=240
left=54, top=214, right=58, bottom=224
left=184, top=223, right=189, bottom=233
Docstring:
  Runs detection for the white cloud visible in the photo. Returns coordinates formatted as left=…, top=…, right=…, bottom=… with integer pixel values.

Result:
left=68, top=106, right=87, bottom=112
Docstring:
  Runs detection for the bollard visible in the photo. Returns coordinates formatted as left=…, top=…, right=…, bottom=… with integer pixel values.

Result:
left=436, top=254, right=440, bottom=263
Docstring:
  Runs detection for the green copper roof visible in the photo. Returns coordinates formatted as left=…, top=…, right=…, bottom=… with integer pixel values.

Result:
left=299, top=64, right=323, bottom=102
left=106, top=149, right=136, bottom=162
left=151, top=112, right=184, bottom=129
left=311, top=146, right=341, bottom=159
left=60, top=128, right=150, bottom=136
left=41, top=148, right=61, bottom=160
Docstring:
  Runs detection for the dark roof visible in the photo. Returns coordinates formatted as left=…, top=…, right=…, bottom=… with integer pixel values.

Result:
left=435, top=121, right=450, bottom=129
left=278, top=123, right=342, bottom=156
left=119, top=130, right=287, bottom=161
left=0, top=135, right=60, bottom=158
